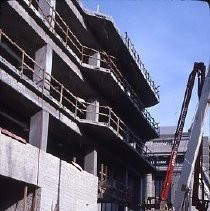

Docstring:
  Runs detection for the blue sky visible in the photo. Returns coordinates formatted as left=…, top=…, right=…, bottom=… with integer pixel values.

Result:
left=81, top=0, right=210, bottom=133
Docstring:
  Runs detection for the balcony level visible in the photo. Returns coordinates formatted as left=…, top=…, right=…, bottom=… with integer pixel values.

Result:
left=0, top=66, right=155, bottom=174
left=81, top=62, right=159, bottom=139
left=0, top=0, right=99, bottom=101
left=7, top=0, right=159, bottom=138
left=0, top=30, right=156, bottom=173
left=76, top=3, right=159, bottom=107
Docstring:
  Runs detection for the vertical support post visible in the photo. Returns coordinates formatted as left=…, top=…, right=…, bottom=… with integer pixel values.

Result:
left=108, top=108, right=111, bottom=127
left=124, top=168, right=129, bottom=211
left=75, top=98, right=78, bottom=118
left=105, top=165, right=108, bottom=182
left=84, top=150, right=97, bottom=176
left=42, top=69, right=46, bottom=95
left=117, top=118, right=120, bottom=135
left=125, top=127, right=130, bottom=143
left=59, top=85, right=64, bottom=105
left=29, top=110, right=49, bottom=151
left=0, top=29, right=2, bottom=43
left=100, top=164, right=104, bottom=183
left=137, top=55, right=140, bottom=63
left=38, top=0, right=56, bottom=29
left=65, top=27, right=69, bottom=46
left=125, top=32, right=128, bottom=40
left=145, top=174, right=153, bottom=199
left=81, top=46, right=84, bottom=64
left=127, top=37, right=130, bottom=49
left=33, top=44, right=53, bottom=93
left=20, top=51, right=25, bottom=77
left=23, top=185, right=28, bottom=211
left=88, top=51, right=101, bottom=67
left=86, top=98, right=99, bottom=122
left=32, top=188, right=38, bottom=211
left=49, top=6, right=55, bottom=29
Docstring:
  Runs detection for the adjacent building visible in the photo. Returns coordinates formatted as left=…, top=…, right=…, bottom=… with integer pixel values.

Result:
left=146, top=126, right=210, bottom=210
left=0, top=0, right=159, bottom=211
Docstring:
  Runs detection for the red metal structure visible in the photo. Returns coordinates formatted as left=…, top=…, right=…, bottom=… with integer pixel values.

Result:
left=160, top=62, right=206, bottom=208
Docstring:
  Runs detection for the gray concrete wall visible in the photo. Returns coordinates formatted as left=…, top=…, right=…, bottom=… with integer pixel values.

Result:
left=0, top=130, right=98, bottom=211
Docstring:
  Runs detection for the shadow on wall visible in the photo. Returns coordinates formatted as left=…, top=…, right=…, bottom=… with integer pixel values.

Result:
left=0, top=175, right=40, bottom=210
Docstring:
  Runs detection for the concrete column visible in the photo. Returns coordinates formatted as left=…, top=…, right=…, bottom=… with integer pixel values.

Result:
left=88, top=52, right=101, bottom=67
left=124, top=168, right=129, bottom=211
left=133, top=177, right=141, bottom=211
left=125, top=127, right=130, bottom=143
left=38, top=0, right=56, bottom=28
left=145, top=174, right=153, bottom=198
left=84, top=150, right=97, bottom=176
left=29, top=110, right=49, bottom=151
left=34, top=44, right=53, bottom=91
left=86, top=98, right=99, bottom=122
left=140, top=176, right=145, bottom=208
left=97, top=203, right=101, bottom=211
left=152, top=176, right=155, bottom=197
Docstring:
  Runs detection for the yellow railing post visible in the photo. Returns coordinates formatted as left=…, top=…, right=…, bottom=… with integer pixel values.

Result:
left=108, top=108, right=111, bottom=127
left=59, top=85, right=64, bottom=105
left=42, top=69, right=46, bottom=95
left=75, top=98, right=78, bottom=118
left=49, top=6, right=55, bottom=29
left=20, top=51, right=25, bottom=77
left=23, top=185, right=28, bottom=211
left=117, top=118, right=120, bottom=135
left=81, top=46, right=84, bottom=64
left=65, top=27, right=69, bottom=46
left=0, top=29, right=2, bottom=43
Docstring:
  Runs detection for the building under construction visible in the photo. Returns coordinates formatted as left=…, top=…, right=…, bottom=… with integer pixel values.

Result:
left=0, top=0, right=160, bottom=210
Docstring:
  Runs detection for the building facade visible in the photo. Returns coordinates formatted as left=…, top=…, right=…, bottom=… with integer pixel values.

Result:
left=0, top=0, right=159, bottom=210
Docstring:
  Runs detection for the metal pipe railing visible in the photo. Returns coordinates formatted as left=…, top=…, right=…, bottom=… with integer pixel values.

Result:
left=0, top=29, right=157, bottom=165
left=25, top=0, right=159, bottom=134
left=0, top=30, right=85, bottom=117
left=124, top=32, right=160, bottom=99
left=98, top=175, right=133, bottom=202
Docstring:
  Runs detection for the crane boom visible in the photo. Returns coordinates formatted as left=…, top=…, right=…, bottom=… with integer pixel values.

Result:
left=174, top=65, right=210, bottom=210
left=160, top=62, right=206, bottom=209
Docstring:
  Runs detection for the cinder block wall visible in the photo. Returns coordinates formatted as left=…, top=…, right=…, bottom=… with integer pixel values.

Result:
left=0, top=131, right=98, bottom=211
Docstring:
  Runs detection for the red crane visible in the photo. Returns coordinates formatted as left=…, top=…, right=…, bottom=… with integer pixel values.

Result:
left=160, top=62, right=206, bottom=209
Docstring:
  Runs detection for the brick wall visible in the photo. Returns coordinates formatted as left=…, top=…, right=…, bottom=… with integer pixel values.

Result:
left=0, top=131, right=98, bottom=211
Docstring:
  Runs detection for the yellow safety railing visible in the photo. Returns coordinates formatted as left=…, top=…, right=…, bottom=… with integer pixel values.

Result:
left=26, top=0, right=159, bottom=134
left=0, top=29, right=85, bottom=118
left=0, top=29, right=155, bottom=162
left=125, top=32, right=160, bottom=99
